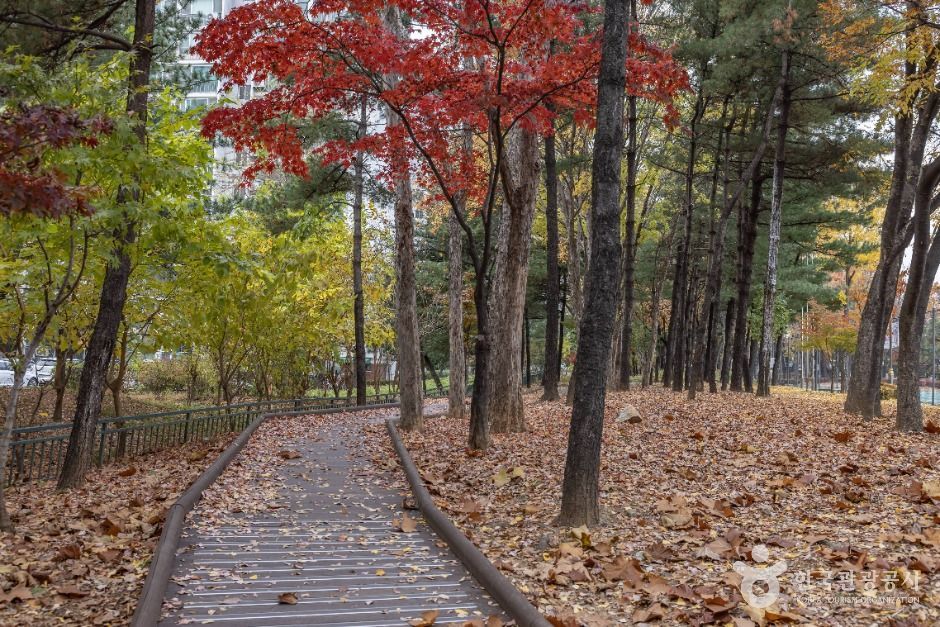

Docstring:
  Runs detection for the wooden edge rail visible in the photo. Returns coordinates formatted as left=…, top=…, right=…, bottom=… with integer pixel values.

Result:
left=385, top=418, right=551, bottom=627
left=131, top=401, right=401, bottom=627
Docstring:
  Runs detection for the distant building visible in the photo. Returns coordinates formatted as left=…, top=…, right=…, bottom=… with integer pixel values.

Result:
left=169, top=0, right=310, bottom=197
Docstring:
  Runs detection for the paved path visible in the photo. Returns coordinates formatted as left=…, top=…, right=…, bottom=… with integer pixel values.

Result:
left=159, top=411, right=504, bottom=626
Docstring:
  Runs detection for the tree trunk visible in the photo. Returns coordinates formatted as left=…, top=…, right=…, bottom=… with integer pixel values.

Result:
left=52, top=346, right=70, bottom=422
left=448, top=212, right=466, bottom=419
left=58, top=0, right=154, bottom=490
left=353, top=96, right=368, bottom=406
left=557, top=0, right=627, bottom=527
left=771, top=333, right=783, bottom=386
left=542, top=131, right=561, bottom=401
left=617, top=0, right=639, bottom=391
left=896, top=159, right=940, bottom=431
left=845, top=81, right=940, bottom=417
left=486, top=129, right=540, bottom=433
left=666, top=92, right=705, bottom=392
left=730, top=177, right=762, bottom=392
left=643, top=269, right=663, bottom=388
left=0, top=368, right=27, bottom=530
left=382, top=7, right=424, bottom=431
left=720, top=297, right=735, bottom=390
left=757, top=49, right=792, bottom=397
left=423, top=353, right=444, bottom=395
left=391, top=164, right=424, bottom=429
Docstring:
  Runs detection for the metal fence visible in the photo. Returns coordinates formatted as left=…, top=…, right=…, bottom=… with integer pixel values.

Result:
left=777, top=306, right=940, bottom=404
left=5, top=392, right=407, bottom=487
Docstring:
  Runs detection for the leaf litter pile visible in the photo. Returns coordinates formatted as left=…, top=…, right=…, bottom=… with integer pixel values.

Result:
left=0, top=437, right=233, bottom=626
left=382, top=387, right=940, bottom=626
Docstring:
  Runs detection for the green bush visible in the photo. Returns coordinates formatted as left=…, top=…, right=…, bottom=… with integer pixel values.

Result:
left=880, top=383, right=897, bottom=400
left=136, top=359, right=189, bottom=394
left=135, top=355, right=214, bottom=398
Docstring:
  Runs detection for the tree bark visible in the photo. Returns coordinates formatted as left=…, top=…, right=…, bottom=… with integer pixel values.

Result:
left=542, top=131, right=561, bottom=401
left=845, top=39, right=940, bottom=417
left=720, top=297, right=735, bottom=390
left=382, top=7, right=424, bottom=430
left=666, top=91, right=705, bottom=392
left=353, top=96, right=368, bottom=406
left=57, top=0, right=154, bottom=490
left=896, top=158, right=940, bottom=431
left=447, top=211, right=466, bottom=419
left=616, top=0, right=639, bottom=391
left=756, top=50, right=792, bottom=397
left=390, top=155, right=424, bottom=429
left=486, top=129, right=540, bottom=433
left=771, top=333, right=783, bottom=386
left=557, top=0, right=627, bottom=526
left=730, top=177, right=762, bottom=392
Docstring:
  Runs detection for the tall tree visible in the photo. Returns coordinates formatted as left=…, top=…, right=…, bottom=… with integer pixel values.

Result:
left=382, top=6, right=424, bottom=430
left=832, top=1, right=940, bottom=419
left=617, top=0, right=639, bottom=391
left=756, top=47, right=793, bottom=397
left=58, top=0, right=155, bottom=489
left=352, top=96, right=368, bottom=406
left=485, top=129, right=541, bottom=432
left=447, top=209, right=466, bottom=419
left=542, top=128, right=561, bottom=401
left=558, top=0, right=629, bottom=526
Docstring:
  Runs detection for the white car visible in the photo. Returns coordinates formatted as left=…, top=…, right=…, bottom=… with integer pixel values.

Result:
left=0, top=357, right=56, bottom=387
left=0, top=359, right=12, bottom=387
left=26, top=358, right=56, bottom=386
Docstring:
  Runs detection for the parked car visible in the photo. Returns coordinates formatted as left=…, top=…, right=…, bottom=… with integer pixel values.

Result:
left=26, top=358, right=56, bottom=386
left=0, top=358, right=13, bottom=387
left=0, top=357, right=56, bottom=387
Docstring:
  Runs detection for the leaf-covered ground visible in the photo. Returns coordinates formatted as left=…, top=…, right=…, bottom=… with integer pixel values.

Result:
left=383, top=387, right=940, bottom=626
left=0, top=437, right=234, bottom=626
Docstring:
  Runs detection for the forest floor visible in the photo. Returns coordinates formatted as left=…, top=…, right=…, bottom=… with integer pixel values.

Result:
left=384, top=387, right=940, bottom=626
left=0, top=436, right=233, bottom=626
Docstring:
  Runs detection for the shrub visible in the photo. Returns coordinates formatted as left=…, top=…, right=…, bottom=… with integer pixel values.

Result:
left=880, top=383, right=897, bottom=400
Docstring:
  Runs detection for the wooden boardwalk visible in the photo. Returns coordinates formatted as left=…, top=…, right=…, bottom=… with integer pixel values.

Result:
left=159, top=412, right=504, bottom=626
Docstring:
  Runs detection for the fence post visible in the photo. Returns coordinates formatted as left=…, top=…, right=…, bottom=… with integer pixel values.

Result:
left=933, top=308, right=936, bottom=406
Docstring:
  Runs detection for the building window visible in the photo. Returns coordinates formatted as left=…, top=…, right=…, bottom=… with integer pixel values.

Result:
left=188, top=65, right=218, bottom=93
left=184, top=0, right=221, bottom=16
left=183, top=96, right=216, bottom=111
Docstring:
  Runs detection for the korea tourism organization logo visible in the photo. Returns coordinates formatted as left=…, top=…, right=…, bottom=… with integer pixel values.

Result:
left=733, top=544, right=787, bottom=608
left=729, top=544, right=925, bottom=612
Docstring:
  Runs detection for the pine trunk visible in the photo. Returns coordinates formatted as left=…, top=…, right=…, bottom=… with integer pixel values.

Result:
left=756, top=50, right=792, bottom=397
left=557, top=0, right=627, bottom=526
left=730, top=177, right=761, bottom=392
left=542, top=131, right=561, bottom=401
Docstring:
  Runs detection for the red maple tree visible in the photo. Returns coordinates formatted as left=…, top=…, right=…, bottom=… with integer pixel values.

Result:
left=0, top=104, right=110, bottom=218
left=196, top=0, right=687, bottom=445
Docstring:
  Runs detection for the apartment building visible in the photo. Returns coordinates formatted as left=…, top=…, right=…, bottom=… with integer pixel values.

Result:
left=173, top=0, right=310, bottom=196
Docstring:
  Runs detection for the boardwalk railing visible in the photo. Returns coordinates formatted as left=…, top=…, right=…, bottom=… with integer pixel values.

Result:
left=5, top=392, right=407, bottom=486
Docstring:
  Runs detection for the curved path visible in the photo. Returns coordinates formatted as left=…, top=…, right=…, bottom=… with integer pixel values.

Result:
left=159, top=410, right=504, bottom=626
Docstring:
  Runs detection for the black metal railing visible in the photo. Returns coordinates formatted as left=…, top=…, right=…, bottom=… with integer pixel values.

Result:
left=5, top=391, right=411, bottom=487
